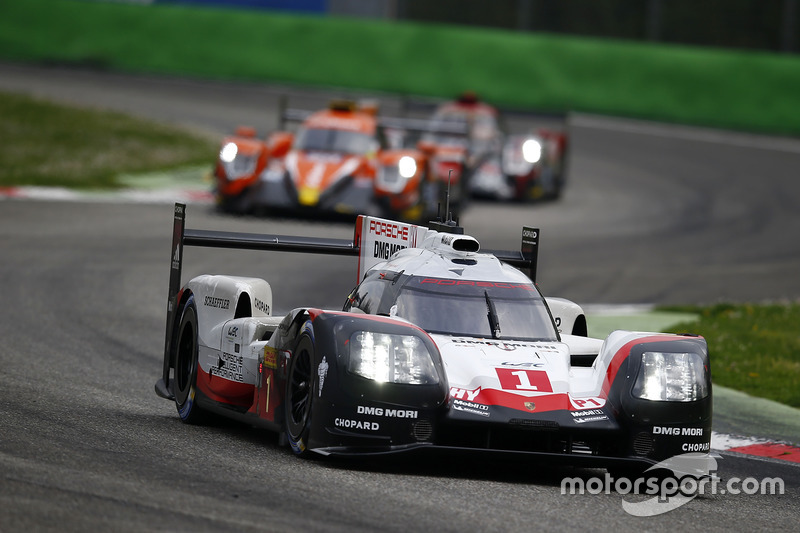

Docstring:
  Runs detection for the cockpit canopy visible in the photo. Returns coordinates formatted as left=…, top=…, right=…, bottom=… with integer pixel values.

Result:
left=344, top=271, right=558, bottom=341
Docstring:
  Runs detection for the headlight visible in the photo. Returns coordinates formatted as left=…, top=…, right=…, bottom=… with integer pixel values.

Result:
left=220, top=142, right=238, bottom=163
left=376, top=159, right=414, bottom=193
left=632, top=352, right=709, bottom=402
left=219, top=142, right=257, bottom=180
left=348, top=331, right=439, bottom=385
left=522, top=139, right=542, bottom=163
left=398, top=156, right=417, bottom=178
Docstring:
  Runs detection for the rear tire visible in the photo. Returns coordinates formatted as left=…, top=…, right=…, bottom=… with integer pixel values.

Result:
left=285, top=328, right=315, bottom=456
left=173, top=295, right=208, bottom=424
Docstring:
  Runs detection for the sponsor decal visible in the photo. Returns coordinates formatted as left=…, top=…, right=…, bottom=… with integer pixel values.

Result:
left=263, top=346, right=278, bottom=370
left=450, top=387, right=481, bottom=402
left=569, top=397, right=607, bottom=410
left=682, top=442, right=710, bottom=452
left=204, top=296, right=230, bottom=309
left=254, top=297, right=270, bottom=315
left=172, top=245, right=181, bottom=270
left=374, top=240, right=407, bottom=260
left=226, top=326, right=239, bottom=338
left=419, top=278, right=534, bottom=290
left=452, top=398, right=490, bottom=417
left=335, top=418, right=380, bottom=431
left=500, top=361, right=544, bottom=368
left=318, top=356, right=329, bottom=398
left=524, top=401, right=536, bottom=411
left=451, top=338, right=550, bottom=352
left=653, top=427, right=704, bottom=436
left=573, top=415, right=609, bottom=424
left=571, top=409, right=604, bottom=417
left=368, top=220, right=409, bottom=241
left=571, top=408, right=609, bottom=424
left=496, top=368, right=553, bottom=392
left=357, top=406, right=418, bottom=418
left=210, top=352, right=244, bottom=382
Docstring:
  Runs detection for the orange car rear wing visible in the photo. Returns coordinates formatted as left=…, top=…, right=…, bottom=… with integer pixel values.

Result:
left=280, top=106, right=467, bottom=136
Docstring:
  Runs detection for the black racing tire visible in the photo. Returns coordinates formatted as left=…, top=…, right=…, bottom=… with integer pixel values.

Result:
left=284, top=328, right=315, bottom=456
left=173, top=295, right=209, bottom=424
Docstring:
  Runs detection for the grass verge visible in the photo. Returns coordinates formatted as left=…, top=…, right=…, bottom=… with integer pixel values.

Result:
left=665, top=303, right=800, bottom=408
left=0, top=90, right=216, bottom=189
left=1, top=0, right=800, bottom=135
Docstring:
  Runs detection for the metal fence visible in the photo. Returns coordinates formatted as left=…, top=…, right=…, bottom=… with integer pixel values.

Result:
left=332, top=0, right=798, bottom=54
left=152, top=0, right=798, bottom=53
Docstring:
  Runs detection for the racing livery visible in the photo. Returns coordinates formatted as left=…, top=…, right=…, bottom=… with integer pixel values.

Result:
left=156, top=203, right=711, bottom=472
left=213, top=100, right=465, bottom=223
left=422, top=92, right=569, bottom=201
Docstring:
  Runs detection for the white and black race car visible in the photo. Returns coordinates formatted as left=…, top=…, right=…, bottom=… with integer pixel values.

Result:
left=155, top=204, right=712, bottom=472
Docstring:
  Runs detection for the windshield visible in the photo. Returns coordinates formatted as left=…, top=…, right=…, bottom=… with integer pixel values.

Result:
left=423, top=109, right=499, bottom=149
left=393, top=277, right=558, bottom=341
left=294, top=128, right=374, bottom=155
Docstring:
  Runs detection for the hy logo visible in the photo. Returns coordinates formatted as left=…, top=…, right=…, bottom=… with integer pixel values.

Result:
left=622, top=452, right=719, bottom=516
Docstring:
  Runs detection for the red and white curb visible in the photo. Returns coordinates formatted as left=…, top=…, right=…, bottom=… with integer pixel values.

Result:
left=712, top=432, right=800, bottom=464
left=0, top=185, right=214, bottom=204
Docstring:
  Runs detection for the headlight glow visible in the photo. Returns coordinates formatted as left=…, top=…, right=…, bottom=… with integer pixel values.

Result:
left=220, top=142, right=238, bottom=163
left=219, top=142, right=257, bottom=180
left=632, top=352, right=708, bottom=402
left=398, top=156, right=417, bottom=179
left=348, top=331, right=439, bottom=385
left=522, top=139, right=542, bottom=163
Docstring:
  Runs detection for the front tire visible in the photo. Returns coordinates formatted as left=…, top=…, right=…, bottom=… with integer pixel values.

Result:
left=173, top=295, right=208, bottom=424
left=285, top=328, right=315, bottom=456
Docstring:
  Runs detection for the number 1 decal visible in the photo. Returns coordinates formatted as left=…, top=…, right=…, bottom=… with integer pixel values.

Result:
left=496, top=368, right=553, bottom=393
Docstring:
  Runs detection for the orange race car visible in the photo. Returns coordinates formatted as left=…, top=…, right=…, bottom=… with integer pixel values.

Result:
left=213, top=100, right=466, bottom=223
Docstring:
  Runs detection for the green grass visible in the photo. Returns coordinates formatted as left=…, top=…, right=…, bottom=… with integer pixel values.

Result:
left=1, top=0, right=800, bottom=135
left=0, top=90, right=216, bottom=189
left=664, top=303, right=800, bottom=408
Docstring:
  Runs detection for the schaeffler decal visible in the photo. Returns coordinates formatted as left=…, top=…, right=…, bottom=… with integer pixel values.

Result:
left=204, top=296, right=230, bottom=309
left=318, top=356, right=329, bottom=398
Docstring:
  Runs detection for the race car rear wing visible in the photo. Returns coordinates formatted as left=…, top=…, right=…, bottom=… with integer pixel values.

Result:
left=161, top=203, right=538, bottom=394
left=280, top=103, right=468, bottom=136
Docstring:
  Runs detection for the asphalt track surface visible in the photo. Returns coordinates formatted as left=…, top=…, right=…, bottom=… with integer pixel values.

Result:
left=1, top=63, right=799, bottom=531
